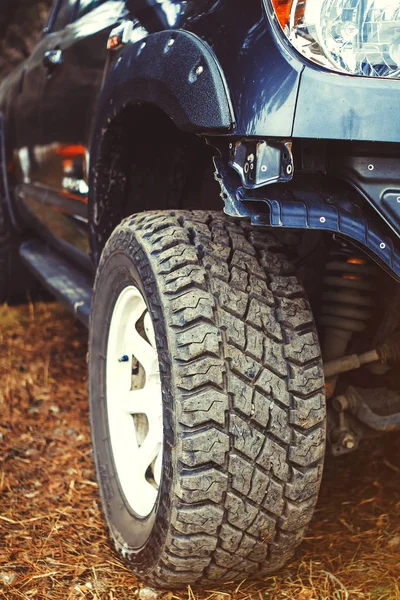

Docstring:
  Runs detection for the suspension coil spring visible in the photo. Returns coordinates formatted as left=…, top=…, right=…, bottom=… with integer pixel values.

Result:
left=320, top=247, right=376, bottom=365
left=378, top=339, right=400, bottom=364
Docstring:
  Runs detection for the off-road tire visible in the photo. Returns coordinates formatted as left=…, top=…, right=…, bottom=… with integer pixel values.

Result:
left=89, top=210, right=326, bottom=587
left=0, top=193, right=36, bottom=303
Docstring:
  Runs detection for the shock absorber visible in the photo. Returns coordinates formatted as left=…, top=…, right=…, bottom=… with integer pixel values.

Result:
left=320, top=244, right=376, bottom=397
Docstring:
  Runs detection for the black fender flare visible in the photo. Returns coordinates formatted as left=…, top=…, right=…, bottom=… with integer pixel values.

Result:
left=97, top=29, right=235, bottom=134
left=88, top=29, right=235, bottom=262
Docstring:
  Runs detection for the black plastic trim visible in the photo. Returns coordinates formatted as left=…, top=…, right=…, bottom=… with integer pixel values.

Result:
left=20, top=239, right=92, bottom=326
left=97, top=29, right=235, bottom=134
left=214, top=156, right=400, bottom=281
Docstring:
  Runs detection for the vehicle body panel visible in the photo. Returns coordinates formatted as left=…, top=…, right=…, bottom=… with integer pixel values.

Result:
left=294, top=67, right=400, bottom=143
left=0, top=0, right=399, bottom=277
left=10, top=1, right=129, bottom=258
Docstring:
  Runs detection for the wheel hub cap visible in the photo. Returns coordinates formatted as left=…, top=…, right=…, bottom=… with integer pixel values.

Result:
left=106, top=285, right=163, bottom=517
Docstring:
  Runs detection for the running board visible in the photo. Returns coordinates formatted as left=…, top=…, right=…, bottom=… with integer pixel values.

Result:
left=19, top=240, right=93, bottom=327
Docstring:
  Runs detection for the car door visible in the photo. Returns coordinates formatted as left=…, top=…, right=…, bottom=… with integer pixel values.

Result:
left=15, top=0, right=82, bottom=253
left=19, top=0, right=127, bottom=265
left=14, top=1, right=76, bottom=220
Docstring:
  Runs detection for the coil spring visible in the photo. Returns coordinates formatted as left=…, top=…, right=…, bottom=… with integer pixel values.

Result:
left=320, top=250, right=376, bottom=335
left=378, top=339, right=400, bottom=364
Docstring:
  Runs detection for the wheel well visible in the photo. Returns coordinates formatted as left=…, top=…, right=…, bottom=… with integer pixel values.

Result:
left=89, top=103, right=222, bottom=263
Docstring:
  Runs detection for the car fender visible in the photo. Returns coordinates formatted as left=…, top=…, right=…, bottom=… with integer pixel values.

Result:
left=88, top=29, right=235, bottom=262
left=92, top=29, right=235, bottom=136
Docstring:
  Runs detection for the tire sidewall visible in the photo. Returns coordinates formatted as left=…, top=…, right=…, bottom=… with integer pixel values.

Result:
left=88, top=212, right=326, bottom=586
left=89, top=230, right=173, bottom=571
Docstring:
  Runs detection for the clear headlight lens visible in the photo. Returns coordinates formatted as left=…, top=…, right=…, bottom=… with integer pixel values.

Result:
left=270, top=0, right=400, bottom=78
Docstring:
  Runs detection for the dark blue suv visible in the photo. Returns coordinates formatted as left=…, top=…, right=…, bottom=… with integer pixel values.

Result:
left=1, top=0, right=400, bottom=587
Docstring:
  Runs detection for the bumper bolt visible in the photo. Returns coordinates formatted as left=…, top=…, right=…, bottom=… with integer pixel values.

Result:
left=342, top=433, right=355, bottom=450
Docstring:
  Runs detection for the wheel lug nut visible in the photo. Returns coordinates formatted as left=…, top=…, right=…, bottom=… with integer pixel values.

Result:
left=118, top=355, right=129, bottom=362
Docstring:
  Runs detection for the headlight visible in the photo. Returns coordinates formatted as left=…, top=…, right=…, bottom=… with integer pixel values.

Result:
left=270, top=0, right=400, bottom=78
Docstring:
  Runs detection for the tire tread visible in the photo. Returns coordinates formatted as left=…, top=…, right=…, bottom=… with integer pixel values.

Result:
left=96, top=210, right=326, bottom=586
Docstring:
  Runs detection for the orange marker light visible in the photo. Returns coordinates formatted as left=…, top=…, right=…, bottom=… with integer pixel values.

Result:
left=343, top=274, right=361, bottom=280
left=107, top=34, right=121, bottom=50
left=271, top=0, right=293, bottom=28
left=347, top=257, right=366, bottom=265
left=56, top=145, right=86, bottom=158
left=62, top=159, right=74, bottom=174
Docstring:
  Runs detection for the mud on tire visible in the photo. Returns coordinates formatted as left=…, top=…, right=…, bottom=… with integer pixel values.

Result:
left=89, top=210, right=326, bottom=587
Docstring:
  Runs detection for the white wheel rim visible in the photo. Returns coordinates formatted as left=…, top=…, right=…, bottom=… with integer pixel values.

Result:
left=106, top=285, right=163, bottom=517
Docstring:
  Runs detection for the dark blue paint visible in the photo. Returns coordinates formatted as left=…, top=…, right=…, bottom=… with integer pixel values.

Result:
left=182, top=0, right=303, bottom=137
left=0, top=0, right=399, bottom=280
left=294, top=66, right=400, bottom=143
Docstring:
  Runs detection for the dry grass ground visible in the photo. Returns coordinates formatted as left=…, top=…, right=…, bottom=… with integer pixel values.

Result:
left=1, top=301, right=400, bottom=600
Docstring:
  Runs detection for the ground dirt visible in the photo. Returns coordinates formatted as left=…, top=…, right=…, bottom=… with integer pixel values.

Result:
left=0, top=302, right=400, bottom=600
